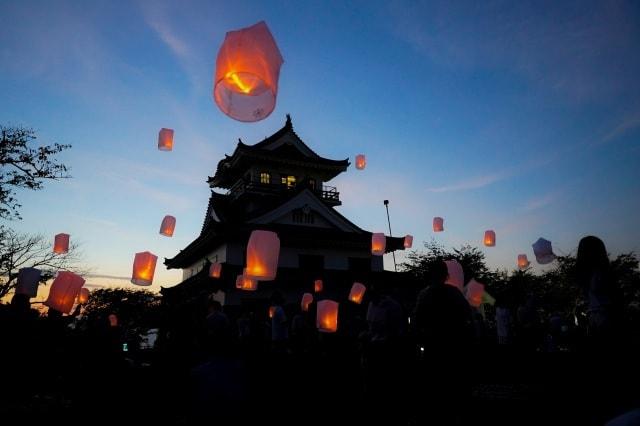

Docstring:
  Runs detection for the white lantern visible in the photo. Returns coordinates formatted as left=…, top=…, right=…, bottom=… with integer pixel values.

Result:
left=517, top=254, right=530, bottom=270
left=532, top=238, right=556, bottom=264
left=15, top=267, right=41, bottom=298
left=236, top=274, right=258, bottom=291
left=404, top=235, right=413, bottom=249
left=158, top=128, right=174, bottom=151
left=484, top=230, right=496, bottom=247
left=314, top=279, right=323, bottom=293
left=371, top=233, right=386, bottom=256
left=77, top=287, right=90, bottom=304
left=465, top=279, right=485, bottom=308
left=316, top=300, right=339, bottom=333
left=159, top=215, right=176, bottom=237
left=245, top=230, right=280, bottom=280
left=445, top=260, right=464, bottom=292
left=53, top=233, right=70, bottom=254
left=348, top=282, right=366, bottom=304
left=131, top=251, right=158, bottom=286
left=209, top=262, right=222, bottom=278
left=355, top=154, right=366, bottom=170
left=433, top=217, right=444, bottom=232
left=44, top=271, right=85, bottom=314
left=301, top=293, right=313, bottom=312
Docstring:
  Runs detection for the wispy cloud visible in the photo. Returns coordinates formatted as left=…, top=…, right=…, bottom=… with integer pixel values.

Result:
left=101, top=171, right=195, bottom=210
left=523, top=190, right=561, bottom=212
left=600, top=111, right=640, bottom=145
left=426, top=172, right=506, bottom=193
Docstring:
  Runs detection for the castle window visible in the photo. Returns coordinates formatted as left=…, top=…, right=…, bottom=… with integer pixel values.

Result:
left=260, top=172, right=270, bottom=184
left=281, top=175, right=296, bottom=189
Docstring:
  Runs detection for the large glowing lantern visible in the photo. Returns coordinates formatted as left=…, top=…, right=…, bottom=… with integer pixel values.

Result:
left=517, top=254, right=530, bottom=270
left=53, top=233, right=70, bottom=254
left=465, top=279, right=485, bottom=308
left=532, top=238, right=556, bottom=264
left=77, top=288, right=90, bottom=304
left=213, top=21, right=284, bottom=122
left=484, top=230, right=496, bottom=247
left=314, top=279, right=323, bottom=293
left=371, top=233, right=386, bottom=256
left=159, top=215, right=176, bottom=237
left=245, top=230, right=280, bottom=280
left=316, top=300, right=339, bottom=333
left=44, top=271, right=85, bottom=314
left=349, top=282, right=366, bottom=304
left=355, top=154, right=366, bottom=170
left=131, top=251, right=158, bottom=286
left=15, top=267, right=41, bottom=298
left=236, top=274, right=258, bottom=291
left=433, top=217, right=444, bottom=232
left=209, top=262, right=222, bottom=278
left=404, top=235, right=413, bottom=249
left=445, top=260, right=464, bottom=292
left=301, top=293, right=313, bottom=312
left=158, top=128, right=174, bottom=151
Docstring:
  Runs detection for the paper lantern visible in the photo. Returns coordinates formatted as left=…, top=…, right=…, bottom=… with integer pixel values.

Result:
left=108, top=314, right=118, bottom=327
left=158, top=128, right=174, bottom=151
left=159, top=215, right=176, bottom=237
left=314, top=279, right=323, bottom=293
left=316, top=300, right=339, bottom=333
left=213, top=21, right=284, bottom=122
left=355, top=154, right=366, bottom=170
left=77, top=288, right=90, bottom=304
left=445, top=260, right=464, bottom=292
left=44, top=271, right=85, bottom=314
left=465, top=279, right=485, bottom=308
left=517, top=254, right=530, bottom=270
left=532, top=238, right=556, bottom=264
left=236, top=274, right=258, bottom=291
left=268, top=306, right=276, bottom=319
left=15, top=267, right=41, bottom=298
left=348, top=282, right=366, bottom=304
left=484, top=230, right=496, bottom=247
left=209, top=262, right=222, bottom=278
left=404, top=235, right=413, bottom=249
left=371, top=233, right=386, bottom=256
left=53, top=233, right=70, bottom=254
left=245, top=230, right=280, bottom=280
left=301, top=293, right=313, bottom=312
left=433, top=217, right=444, bottom=232
left=131, top=251, right=158, bottom=286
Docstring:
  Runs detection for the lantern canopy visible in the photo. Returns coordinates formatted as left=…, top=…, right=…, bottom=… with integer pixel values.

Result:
left=314, top=279, right=323, bottom=293
left=371, top=233, right=386, bottom=256
left=15, top=267, right=42, bottom=298
left=517, top=254, right=530, bottom=270
left=213, top=21, right=284, bottom=122
left=236, top=274, right=258, bottom=291
left=301, top=293, right=313, bottom=312
left=209, top=262, right=222, bottom=278
left=158, top=128, right=174, bottom=151
left=245, top=230, right=280, bottom=280
left=159, top=215, right=176, bottom=237
left=355, top=154, right=366, bottom=170
left=433, top=217, right=444, bottom=232
left=484, top=230, right=496, bottom=247
left=316, top=300, right=339, bottom=333
left=349, top=282, right=367, bottom=304
left=53, top=233, right=70, bottom=254
left=131, top=251, right=158, bottom=286
left=532, top=238, right=556, bottom=264
left=44, top=271, right=85, bottom=314
left=465, top=279, right=485, bottom=308
left=445, top=260, right=464, bottom=292
left=404, top=235, right=413, bottom=249
left=77, top=288, right=90, bottom=304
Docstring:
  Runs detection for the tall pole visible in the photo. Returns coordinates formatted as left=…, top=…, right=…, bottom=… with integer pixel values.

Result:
left=383, top=200, right=397, bottom=272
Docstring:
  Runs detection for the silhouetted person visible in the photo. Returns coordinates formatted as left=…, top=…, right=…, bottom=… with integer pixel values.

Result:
left=270, top=291, right=288, bottom=354
left=516, top=295, right=542, bottom=353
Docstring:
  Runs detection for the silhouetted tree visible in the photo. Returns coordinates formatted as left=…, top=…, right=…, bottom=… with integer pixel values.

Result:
left=83, top=287, right=162, bottom=331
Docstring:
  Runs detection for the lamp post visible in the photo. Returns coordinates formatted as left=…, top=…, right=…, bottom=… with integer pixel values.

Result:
left=383, top=200, right=397, bottom=272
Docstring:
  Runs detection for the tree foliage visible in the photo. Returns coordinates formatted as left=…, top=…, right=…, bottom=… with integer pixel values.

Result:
left=82, top=287, right=162, bottom=331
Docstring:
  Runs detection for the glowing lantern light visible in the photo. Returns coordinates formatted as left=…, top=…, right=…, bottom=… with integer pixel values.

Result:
left=268, top=306, right=276, bottom=319
left=108, top=314, right=118, bottom=327
left=433, top=217, right=444, bottom=232
left=484, top=230, right=496, bottom=247
left=77, top=288, right=90, bottom=304
left=314, top=279, right=323, bottom=293
left=209, top=262, right=222, bottom=278
left=245, top=230, right=280, bottom=281
left=404, top=235, right=413, bottom=249
left=213, top=21, right=284, bottom=122
left=15, top=267, right=41, bottom=298
left=131, top=251, right=158, bottom=286
left=236, top=274, right=258, bottom=291
left=371, top=233, right=386, bottom=256
left=355, top=154, right=366, bottom=170
left=158, top=128, right=174, bottom=151
left=465, top=279, right=485, bottom=308
left=301, top=293, right=313, bottom=312
left=517, top=254, right=530, bottom=270
left=316, top=300, right=339, bottom=333
left=53, top=233, right=70, bottom=254
left=532, top=238, right=556, bottom=265
left=445, top=260, right=464, bottom=292
left=349, top=282, right=366, bottom=304
left=159, top=215, right=176, bottom=237
left=44, top=271, right=85, bottom=314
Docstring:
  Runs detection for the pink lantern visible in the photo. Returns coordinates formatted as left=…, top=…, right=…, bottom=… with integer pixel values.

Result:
left=484, top=230, right=496, bottom=247
left=301, top=293, right=313, bottom=312
left=44, top=271, right=85, bottom=314
left=355, top=154, right=366, bottom=170
left=53, top=233, right=70, bottom=254
left=371, top=233, right=386, bottom=256
left=159, top=215, right=176, bottom=237
left=517, top=254, right=530, bottom=270
left=245, top=230, right=280, bottom=280
left=404, top=235, right=413, bottom=249
left=445, top=260, right=464, bottom=292
left=348, top=282, right=366, bottom=304
left=316, top=300, right=339, bottom=333
left=131, top=251, right=158, bottom=286
left=465, top=279, right=485, bottom=308
left=433, top=217, right=444, bottom=232
left=15, top=267, right=41, bottom=298
left=314, top=279, right=323, bottom=293
left=108, top=314, right=118, bottom=327
left=236, top=274, right=258, bottom=291
left=77, top=288, right=90, bottom=304
left=209, top=262, right=222, bottom=278
left=158, top=128, right=174, bottom=151
left=213, top=21, right=284, bottom=122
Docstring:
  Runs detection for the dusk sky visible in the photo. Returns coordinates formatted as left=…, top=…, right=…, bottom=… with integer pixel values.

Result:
left=1, top=0, right=639, bottom=292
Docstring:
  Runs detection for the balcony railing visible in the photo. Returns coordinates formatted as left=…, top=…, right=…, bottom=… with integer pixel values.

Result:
left=228, top=180, right=340, bottom=203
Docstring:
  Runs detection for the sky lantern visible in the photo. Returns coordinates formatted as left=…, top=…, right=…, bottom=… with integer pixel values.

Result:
left=77, top=288, right=90, bottom=304
left=158, top=128, right=174, bottom=151
left=532, top=238, right=556, bottom=264
left=108, top=314, right=118, bottom=327
left=517, top=254, right=530, bottom=270
left=53, top=233, right=70, bottom=254
left=268, top=306, right=276, bottom=319
left=349, top=282, right=366, bottom=304
left=15, top=267, right=41, bottom=298
left=316, top=300, right=339, bottom=333
left=159, top=215, right=176, bottom=237
left=484, top=230, right=496, bottom=247
left=245, top=230, right=280, bottom=280
left=445, top=260, right=464, bottom=292
left=301, top=293, right=313, bottom=312
left=209, top=262, right=222, bottom=278
left=213, top=21, right=284, bottom=122
left=236, top=274, right=258, bottom=291
left=465, top=279, right=485, bottom=308
left=433, top=217, right=444, bottom=232
left=131, top=251, right=158, bottom=286
left=404, top=235, right=413, bottom=249
left=355, top=154, right=366, bottom=170
left=371, top=233, right=386, bottom=256
left=44, top=271, right=85, bottom=314
left=314, top=279, right=323, bottom=293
